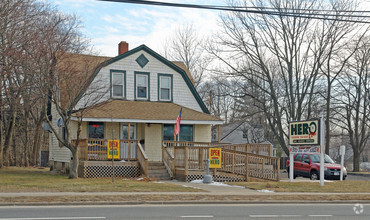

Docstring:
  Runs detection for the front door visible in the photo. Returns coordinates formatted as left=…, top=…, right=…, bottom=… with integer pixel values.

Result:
left=120, top=123, right=136, bottom=160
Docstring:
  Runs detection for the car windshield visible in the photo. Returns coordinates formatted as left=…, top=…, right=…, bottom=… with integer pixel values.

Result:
left=310, top=154, right=335, bottom=164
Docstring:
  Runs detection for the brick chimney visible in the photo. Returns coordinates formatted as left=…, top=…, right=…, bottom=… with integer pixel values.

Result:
left=118, top=41, right=129, bottom=55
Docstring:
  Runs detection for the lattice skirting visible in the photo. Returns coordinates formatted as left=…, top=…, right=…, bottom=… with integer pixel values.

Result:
left=81, top=161, right=141, bottom=178
left=185, top=172, right=246, bottom=182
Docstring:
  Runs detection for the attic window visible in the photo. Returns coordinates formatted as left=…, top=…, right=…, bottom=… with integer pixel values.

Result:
left=136, top=54, right=149, bottom=68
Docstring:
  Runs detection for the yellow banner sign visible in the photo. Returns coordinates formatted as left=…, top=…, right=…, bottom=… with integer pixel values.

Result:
left=107, top=140, right=120, bottom=159
left=209, top=148, right=221, bottom=168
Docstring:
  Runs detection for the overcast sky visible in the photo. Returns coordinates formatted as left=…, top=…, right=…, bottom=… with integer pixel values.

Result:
left=48, top=0, right=370, bottom=57
left=48, top=0, right=224, bottom=57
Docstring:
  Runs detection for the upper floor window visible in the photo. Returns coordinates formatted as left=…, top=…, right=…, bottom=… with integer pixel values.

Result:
left=135, top=72, right=149, bottom=100
left=158, top=74, right=172, bottom=102
left=111, top=70, right=125, bottom=98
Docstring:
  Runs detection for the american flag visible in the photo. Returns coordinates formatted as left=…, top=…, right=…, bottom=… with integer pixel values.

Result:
left=174, top=108, right=182, bottom=136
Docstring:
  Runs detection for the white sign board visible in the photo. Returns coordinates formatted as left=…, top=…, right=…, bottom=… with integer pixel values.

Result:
left=289, top=119, right=320, bottom=146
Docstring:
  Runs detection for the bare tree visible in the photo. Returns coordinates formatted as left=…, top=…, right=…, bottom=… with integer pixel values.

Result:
left=333, top=36, right=370, bottom=171
left=210, top=0, right=330, bottom=155
left=208, top=0, right=369, bottom=155
left=163, top=24, right=212, bottom=89
left=316, top=0, right=368, bottom=155
left=0, top=0, right=51, bottom=167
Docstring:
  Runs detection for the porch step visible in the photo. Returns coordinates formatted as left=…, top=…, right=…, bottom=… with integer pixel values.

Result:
left=147, top=162, right=171, bottom=180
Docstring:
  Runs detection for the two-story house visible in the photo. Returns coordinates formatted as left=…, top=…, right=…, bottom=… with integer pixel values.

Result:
left=49, top=41, right=223, bottom=178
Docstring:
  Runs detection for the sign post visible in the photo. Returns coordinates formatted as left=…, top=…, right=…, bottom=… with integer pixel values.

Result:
left=320, top=116, right=325, bottom=186
left=340, top=145, right=346, bottom=181
left=289, top=119, right=322, bottom=185
left=289, top=146, right=294, bottom=182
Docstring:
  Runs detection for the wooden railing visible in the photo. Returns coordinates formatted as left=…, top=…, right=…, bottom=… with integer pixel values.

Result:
left=76, top=139, right=139, bottom=161
left=221, top=143, right=273, bottom=156
left=137, top=143, right=148, bottom=177
left=162, top=142, right=280, bottom=181
left=162, top=144, right=175, bottom=178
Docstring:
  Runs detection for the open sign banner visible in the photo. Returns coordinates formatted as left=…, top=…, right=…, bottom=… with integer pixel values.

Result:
left=289, top=119, right=320, bottom=146
left=107, top=140, right=120, bottom=159
left=209, top=148, right=221, bottom=168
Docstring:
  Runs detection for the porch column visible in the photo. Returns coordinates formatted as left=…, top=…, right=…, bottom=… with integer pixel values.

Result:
left=128, top=122, right=131, bottom=140
left=128, top=122, right=131, bottom=161
left=218, top=125, right=221, bottom=143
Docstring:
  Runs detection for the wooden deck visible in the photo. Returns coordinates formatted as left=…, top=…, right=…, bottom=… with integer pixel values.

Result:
left=74, top=139, right=280, bottom=181
left=162, top=141, right=280, bottom=182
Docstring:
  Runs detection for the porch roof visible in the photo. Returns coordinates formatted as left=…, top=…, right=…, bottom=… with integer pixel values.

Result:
left=72, top=100, right=223, bottom=125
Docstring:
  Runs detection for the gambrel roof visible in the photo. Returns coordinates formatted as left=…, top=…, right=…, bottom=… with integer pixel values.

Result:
left=73, top=44, right=209, bottom=114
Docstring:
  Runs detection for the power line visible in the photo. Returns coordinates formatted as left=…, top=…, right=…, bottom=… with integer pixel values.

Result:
left=98, top=0, right=370, bottom=24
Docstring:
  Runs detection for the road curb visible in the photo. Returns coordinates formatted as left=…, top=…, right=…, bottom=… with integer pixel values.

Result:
left=348, top=172, right=370, bottom=177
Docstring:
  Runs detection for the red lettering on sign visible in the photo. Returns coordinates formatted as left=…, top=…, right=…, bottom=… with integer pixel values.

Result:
left=210, top=149, right=220, bottom=157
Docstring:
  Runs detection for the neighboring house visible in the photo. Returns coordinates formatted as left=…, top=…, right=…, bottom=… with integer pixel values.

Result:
left=212, top=121, right=265, bottom=144
left=48, top=41, right=223, bottom=176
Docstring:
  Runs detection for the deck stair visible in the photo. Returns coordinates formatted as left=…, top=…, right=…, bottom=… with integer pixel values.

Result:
left=148, top=161, right=171, bottom=180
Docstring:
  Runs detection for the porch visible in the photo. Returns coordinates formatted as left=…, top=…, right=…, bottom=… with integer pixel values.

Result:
left=75, top=139, right=280, bottom=182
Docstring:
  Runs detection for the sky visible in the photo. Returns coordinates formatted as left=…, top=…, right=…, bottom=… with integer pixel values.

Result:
left=48, top=0, right=226, bottom=57
left=48, top=0, right=370, bottom=57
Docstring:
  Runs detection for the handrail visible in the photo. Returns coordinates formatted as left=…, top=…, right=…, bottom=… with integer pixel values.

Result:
left=137, top=143, right=148, bottom=177
left=162, top=144, right=174, bottom=178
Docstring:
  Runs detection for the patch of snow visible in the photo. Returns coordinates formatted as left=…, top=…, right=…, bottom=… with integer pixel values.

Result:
left=257, top=189, right=275, bottom=193
left=190, top=179, right=204, bottom=184
left=189, top=179, right=244, bottom=188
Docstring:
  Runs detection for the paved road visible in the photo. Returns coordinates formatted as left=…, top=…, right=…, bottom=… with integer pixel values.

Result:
left=0, top=204, right=368, bottom=220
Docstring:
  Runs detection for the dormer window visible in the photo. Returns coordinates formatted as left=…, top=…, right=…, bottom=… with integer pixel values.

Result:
left=158, top=74, right=172, bottom=102
left=135, top=72, right=150, bottom=100
left=111, top=70, right=125, bottom=98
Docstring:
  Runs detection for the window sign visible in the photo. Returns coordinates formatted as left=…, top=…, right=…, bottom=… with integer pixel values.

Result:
left=88, top=122, right=104, bottom=139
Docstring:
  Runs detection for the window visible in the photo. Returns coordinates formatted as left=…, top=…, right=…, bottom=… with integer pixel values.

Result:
left=88, top=122, right=104, bottom=139
left=111, top=70, right=125, bottom=98
left=294, top=153, right=302, bottom=162
left=163, top=124, right=174, bottom=141
left=302, top=154, right=310, bottom=163
left=122, top=124, right=135, bottom=139
left=180, top=125, right=193, bottom=141
left=163, top=124, right=193, bottom=141
left=158, top=74, right=172, bottom=101
left=135, top=72, right=149, bottom=100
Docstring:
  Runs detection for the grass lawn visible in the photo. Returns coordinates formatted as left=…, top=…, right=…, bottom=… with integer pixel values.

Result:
left=230, top=180, right=370, bottom=193
left=0, top=167, right=202, bottom=193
